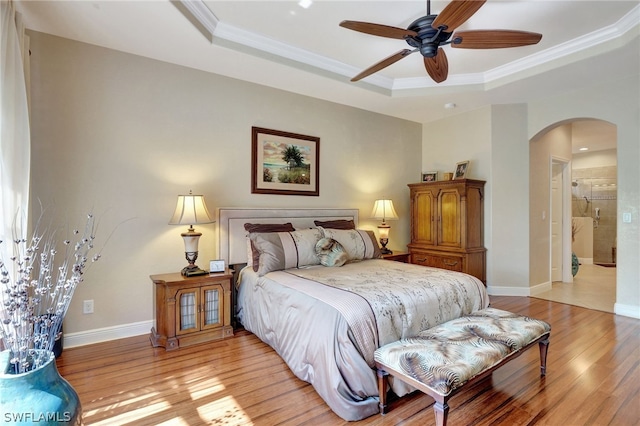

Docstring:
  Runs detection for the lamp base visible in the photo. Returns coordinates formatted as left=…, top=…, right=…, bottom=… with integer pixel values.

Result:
left=181, top=266, right=207, bottom=277
left=379, top=237, right=392, bottom=255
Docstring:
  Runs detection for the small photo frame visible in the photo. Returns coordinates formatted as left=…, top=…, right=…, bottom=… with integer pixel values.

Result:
left=422, top=171, right=437, bottom=182
left=454, top=161, right=470, bottom=180
left=209, top=259, right=226, bottom=273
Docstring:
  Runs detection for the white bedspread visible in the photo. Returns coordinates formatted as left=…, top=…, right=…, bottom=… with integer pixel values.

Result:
left=236, top=259, right=489, bottom=421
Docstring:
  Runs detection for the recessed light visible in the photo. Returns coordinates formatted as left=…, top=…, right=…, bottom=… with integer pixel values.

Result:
left=579, top=147, right=589, bottom=151
left=298, top=0, right=312, bottom=8
left=444, top=102, right=456, bottom=109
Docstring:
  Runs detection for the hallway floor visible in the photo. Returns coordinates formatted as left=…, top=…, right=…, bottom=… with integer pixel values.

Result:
left=533, top=263, right=616, bottom=313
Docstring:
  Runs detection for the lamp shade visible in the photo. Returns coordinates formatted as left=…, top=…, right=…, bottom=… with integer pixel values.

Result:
left=370, top=199, right=399, bottom=222
left=168, top=191, right=214, bottom=226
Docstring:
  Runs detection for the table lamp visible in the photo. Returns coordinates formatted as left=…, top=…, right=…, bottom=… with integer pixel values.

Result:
left=371, top=199, right=399, bottom=254
left=169, top=190, right=214, bottom=276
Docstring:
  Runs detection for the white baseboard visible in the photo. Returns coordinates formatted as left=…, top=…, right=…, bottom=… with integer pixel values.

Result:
left=614, top=303, right=640, bottom=319
left=529, top=281, right=553, bottom=296
left=63, top=320, right=153, bottom=348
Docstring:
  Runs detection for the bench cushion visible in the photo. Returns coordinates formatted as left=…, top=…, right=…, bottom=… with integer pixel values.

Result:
left=374, top=308, right=551, bottom=397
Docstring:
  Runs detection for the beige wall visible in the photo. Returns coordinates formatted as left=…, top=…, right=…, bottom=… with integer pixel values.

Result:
left=529, top=124, right=572, bottom=287
left=27, top=32, right=422, bottom=340
left=573, top=148, right=617, bottom=169
left=422, top=104, right=531, bottom=293
left=489, top=104, right=530, bottom=290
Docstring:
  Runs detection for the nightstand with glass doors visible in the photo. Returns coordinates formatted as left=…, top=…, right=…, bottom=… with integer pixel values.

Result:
left=150, top=270, right=233, bottom=351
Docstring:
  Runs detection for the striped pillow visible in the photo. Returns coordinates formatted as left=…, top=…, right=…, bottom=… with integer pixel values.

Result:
left=244, top=223, right=296, bottom=270
left=249, top=228, right=323, bottom=276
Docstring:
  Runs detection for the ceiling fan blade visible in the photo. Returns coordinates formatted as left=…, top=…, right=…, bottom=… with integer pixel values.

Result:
left=351, top=49, right=415, bottom=82
left=340, top=20, right=417, bottom=39
left=424, top=48, right=449, bottom=83
left=431, top=0, right=486, bottom=32
left=451, top=30, right=543, bottom=49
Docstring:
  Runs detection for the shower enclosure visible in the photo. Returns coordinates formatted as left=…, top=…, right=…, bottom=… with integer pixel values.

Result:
left=571, top=169, right=617, bottom=265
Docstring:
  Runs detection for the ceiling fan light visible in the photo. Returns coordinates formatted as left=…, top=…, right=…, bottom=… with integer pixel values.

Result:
left=420, top=43, right=438, bottom=57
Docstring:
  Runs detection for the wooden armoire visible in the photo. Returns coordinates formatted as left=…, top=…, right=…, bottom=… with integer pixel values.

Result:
left=407, top=179, right=486, bottom=283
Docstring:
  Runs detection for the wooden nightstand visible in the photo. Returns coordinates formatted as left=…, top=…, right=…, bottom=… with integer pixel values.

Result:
left=150, top=270, right=234, bottom=351
left=382, top=252, right=411, bottom=263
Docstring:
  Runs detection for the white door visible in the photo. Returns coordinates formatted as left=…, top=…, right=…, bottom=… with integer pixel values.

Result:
left=551, top=162, right=563, bottom=282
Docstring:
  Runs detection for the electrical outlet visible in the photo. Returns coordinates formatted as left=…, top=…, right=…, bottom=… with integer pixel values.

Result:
left=83, top=299, right=94, bottom=314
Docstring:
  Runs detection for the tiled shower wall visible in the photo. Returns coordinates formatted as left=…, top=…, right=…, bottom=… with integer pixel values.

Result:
left=571, top=165, right=617, bottom=264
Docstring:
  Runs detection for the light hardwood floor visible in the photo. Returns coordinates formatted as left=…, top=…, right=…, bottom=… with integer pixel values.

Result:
left=56, top=296, right=639, bottom=425
left=533, top=264, right=616, bottom=313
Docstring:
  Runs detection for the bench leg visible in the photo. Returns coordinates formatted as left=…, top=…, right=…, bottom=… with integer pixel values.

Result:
left=433, top=398, right=450, bottom=426
left=539, top=337, right=550, bottom=376
left=377, top=369, right=389, bottom=414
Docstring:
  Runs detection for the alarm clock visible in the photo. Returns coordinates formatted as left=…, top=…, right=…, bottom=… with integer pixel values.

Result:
left=209, top=259, right=226, bottom=273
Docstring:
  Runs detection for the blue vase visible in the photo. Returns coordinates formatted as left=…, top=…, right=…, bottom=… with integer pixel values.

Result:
left=0, top=350, right=81, bottom=425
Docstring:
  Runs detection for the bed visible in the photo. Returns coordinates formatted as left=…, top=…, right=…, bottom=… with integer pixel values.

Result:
left=218, top=208, right=489, bottom=421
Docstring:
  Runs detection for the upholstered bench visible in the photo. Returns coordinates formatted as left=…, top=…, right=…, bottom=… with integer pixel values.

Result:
left=374, top=308, right=551, bottom=426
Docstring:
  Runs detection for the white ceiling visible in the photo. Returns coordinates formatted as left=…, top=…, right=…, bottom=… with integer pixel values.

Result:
left=16, top=0, right=638, bottom=152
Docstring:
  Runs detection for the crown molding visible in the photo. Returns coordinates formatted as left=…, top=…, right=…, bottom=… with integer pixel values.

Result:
left=178, top=1, right=639, bottom=95
left=175, top=0, right=219, bottom=42
left=485, top=4, right=640, bottom=83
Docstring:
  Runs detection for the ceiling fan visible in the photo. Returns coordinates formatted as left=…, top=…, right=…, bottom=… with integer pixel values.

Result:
left=339, top=0, right=542, bottom=83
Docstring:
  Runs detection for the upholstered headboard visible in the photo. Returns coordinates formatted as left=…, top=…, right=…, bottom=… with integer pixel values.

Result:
left=217, top=208, right=359, bottom=265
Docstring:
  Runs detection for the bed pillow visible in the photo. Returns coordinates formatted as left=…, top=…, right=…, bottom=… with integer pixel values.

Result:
left=244, top=222, right=295, bottom=233
left=318, top=227, right=382, bottom=261
left=315, top=238, right=348, bottom=267
left=249, top=228, right=323, bottom=276
left=244, top=223, right=296, bottom=269
left=313, top=219, right=356, bottom=230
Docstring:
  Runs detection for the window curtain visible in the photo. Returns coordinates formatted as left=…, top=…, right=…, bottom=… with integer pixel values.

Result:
left=0, top=0, right=31, bottom=259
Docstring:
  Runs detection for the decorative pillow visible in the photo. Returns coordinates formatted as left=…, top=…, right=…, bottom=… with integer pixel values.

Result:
left=244, top=223, right=296, bottom=270
left=313, top=219, right=356, bottom=230
left=249, top=228, right=323, bottom=276
left=318, top=227, right=382, bottom=261
left=315, top=238, right=348, bottom=267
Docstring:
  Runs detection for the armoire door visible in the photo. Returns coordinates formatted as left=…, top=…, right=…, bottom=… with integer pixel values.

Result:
left=412, top=188, right=436, bottom=246
left=438, top=188, right=462, bottom=248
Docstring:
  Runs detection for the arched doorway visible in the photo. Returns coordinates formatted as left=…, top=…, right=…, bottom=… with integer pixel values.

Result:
left=530, top=118, right=617, bottom=312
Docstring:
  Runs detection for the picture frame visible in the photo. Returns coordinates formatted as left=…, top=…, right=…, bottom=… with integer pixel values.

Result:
left=251, top=127, right=320, bottom=196
left=422, top=171, right=438, bottom=182
left=209, top=259, right=226, bottom=273
left=454, top=160, right=470, bottom=180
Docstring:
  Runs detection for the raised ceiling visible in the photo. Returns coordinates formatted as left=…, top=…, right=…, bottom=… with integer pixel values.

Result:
left=15, top=0, right=639, bottom=152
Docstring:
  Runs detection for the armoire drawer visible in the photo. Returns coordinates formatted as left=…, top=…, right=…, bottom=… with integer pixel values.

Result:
left=410, top=252, right=464, bottom=272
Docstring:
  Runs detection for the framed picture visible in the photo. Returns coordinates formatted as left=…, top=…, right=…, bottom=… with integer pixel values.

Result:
left=252, top=127, right=320, bottom=196
left=422, top=171, right=437, bottom=182
left=454, top=161, right=470, bottom=180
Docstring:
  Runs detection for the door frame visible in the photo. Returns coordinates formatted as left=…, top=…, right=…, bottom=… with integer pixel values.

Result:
left=550, top=156, right=573, bottom=283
